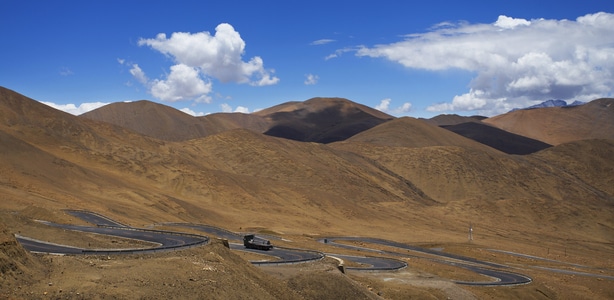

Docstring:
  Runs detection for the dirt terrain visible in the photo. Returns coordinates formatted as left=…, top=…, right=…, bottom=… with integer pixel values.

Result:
left=1, top=86, right=613, bottom=299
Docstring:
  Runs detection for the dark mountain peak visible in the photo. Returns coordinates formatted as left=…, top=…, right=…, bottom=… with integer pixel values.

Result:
left=422, top=114, right=486, bottom=126
left=255, top=97, right=393, bottom=143
left=510, top=99, right=585, bottom=112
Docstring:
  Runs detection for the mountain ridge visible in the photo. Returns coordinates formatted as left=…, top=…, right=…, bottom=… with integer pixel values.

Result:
left=1, top=85, right=613, bottom=298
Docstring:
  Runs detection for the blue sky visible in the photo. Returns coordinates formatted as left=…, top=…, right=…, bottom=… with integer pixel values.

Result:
left=1, top=1, right=613, bottom=118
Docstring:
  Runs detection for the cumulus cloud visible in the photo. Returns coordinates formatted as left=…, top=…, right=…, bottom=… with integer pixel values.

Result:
left=375, top=98, right=412, bottom=115
left=304, top=74, right=319, bottom=85
left=179, top=107, right=205, bottom=116
left=220, top=103, right=250, bottom=113
left=357, top=12, right=614, bottom=115
left=41, top=101, right=109, bottom=115
left=129, top=64, right=148, bottom=85
left=149, top=64, right=212, bottom=103
left=131, top=23, right=278, bottom=103
left=139, top=23, right=279, bottom=85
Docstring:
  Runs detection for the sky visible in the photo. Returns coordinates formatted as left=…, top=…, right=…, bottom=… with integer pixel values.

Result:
left=1, top=1, right=613, bottom=118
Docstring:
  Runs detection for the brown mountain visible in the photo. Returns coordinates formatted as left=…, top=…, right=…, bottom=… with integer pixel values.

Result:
left=441, top=122, right=552, bottom=155
left=1, top=86, right=613, bottom=299
left=483, top=98, right=614, bottom=145
left=337, top=116, right=499, bottom=153
left=81, top=100, right=269, bottom=141
left=254, top=97, right=394, bottom=143
left=421, top=114, right=486, bottom=126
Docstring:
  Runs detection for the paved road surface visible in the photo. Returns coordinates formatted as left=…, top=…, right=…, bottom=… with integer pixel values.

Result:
left=321, top=237, right=532, bottom=286
left=15, top=210, right=543, bottom=285
left=17, top=213, right=208, bottom=255
left=332, top=254, right=407, bottom=271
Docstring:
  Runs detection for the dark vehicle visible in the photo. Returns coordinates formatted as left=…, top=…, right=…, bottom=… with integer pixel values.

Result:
left=243, top=234, right=273, bottom=251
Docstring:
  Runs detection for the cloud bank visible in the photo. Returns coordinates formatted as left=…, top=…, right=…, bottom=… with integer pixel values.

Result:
left=357, top=12, right=614, bottom=115
left=375, top=98, right=412, bottom=115
left=131, top=23, right=279, bottom=103
left=41, top=101, right=109, bottom=115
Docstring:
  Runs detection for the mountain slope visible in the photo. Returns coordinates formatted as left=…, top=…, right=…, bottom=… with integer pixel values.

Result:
left=483, top=98, right=614, bottom=145
left=421, top=114, right=486, bottom=126
left=441, top=122, right=552, bottom=155
left=1, top=86, right=613, bottom=298
left=81, top=100, right=269, bottom=141
left=338, top=117, right=499, bottom=153
left=254, top=97, right=394, bottom=143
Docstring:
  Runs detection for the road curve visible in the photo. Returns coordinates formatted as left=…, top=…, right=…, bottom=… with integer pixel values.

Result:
left=16, top=212, right=208, bottom=255
left=321, top=237, right=532, bottom=286
left=160, top=223, right=324, bottom=265
left=331, top=254, right=407, bottom=271
left=15, top=210, right=537, bottom=286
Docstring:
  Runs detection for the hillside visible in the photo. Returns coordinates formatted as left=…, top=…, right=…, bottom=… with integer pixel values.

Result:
left=1, top=86, right=613, bottom=299
left=254, top=97, right=394, bottom=143
left=81, top=100, right=269, bottom=141
left=340, top=117, right=497, bottom=153
left=483, top=98, right=614, bottom=145
left=421, top=114, right=486, bottom=126
left=441, top=122, right=552, bottom=155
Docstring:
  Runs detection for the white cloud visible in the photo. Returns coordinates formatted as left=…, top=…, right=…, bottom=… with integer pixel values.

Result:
left=375, top=98, right=391, bottom=111
left=310, top=39, right=335, bottom=45
left=325, top=47, right=358, bottom=60
left=304, top=74, right=319, bottom=85
left=129, top=64, right=148, bottom=85
left=179, top=107, right=205, bottom=116
left=138, top=23, right=279, bottom=86
left=40, top=101, right=109, bottom=115
left=234, top=106, right=249, bottom=113
left=357, top=12, right=614, bottom=116
left=149, top=64, right=212, bottom=103
left=494, top=15, right=531, bottom=29
left=375, top=98, right=412, bottom=115
left=220, top=103, right=250, bottom=113
left=129, top=23, right=278, bottom=104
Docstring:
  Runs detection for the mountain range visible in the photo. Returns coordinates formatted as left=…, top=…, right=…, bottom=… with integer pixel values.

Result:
left=1, top=86, right=613, bottom=298
left=511, top=99, right=585, bottom=111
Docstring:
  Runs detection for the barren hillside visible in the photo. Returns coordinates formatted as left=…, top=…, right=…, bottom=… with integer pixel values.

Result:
left=81, top=100, right=269, bottom=141
left=255, top=97, right=394, bottom=143
left=1, top=86, right=613, bottom=299
left=483, top=98, right=614, bottom=145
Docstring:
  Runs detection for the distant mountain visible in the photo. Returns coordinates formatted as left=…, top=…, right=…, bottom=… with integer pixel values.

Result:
left=511, top=99, right=585, bottom=111
left=441, top=122, right=552, bottom=155
left=254, top=97, right=394, bottom=143
left=484, top=98, right=614, bottom=145
left=339, top=117, right=498, bottom=153
left=422, top=114, right=550, bottom=154
left=2, top=86, right=614, bottom=300
left=421, top=114, right=486, bottom=126
left=81, top=101, right=268, bottom=141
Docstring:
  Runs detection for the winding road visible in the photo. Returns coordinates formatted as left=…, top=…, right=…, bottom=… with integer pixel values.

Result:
left=24, top=210, right=614, bottom=286
left=320, top=237, right=531, bottom=286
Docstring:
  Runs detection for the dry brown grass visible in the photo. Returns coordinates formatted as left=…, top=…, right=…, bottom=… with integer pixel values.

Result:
left=1, top=87, right=613, bottom=299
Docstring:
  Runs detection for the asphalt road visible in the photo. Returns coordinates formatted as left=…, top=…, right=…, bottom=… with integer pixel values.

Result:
left=16, top=235, right=86, bottom=255
left=15, top=210, right=533, bottom=285
left=161, top=223, right=324, bottom=264
left=331, top=254, right=407, bottom=271
left=321, top=237, right=532, bottom=286
left=17, top=213, right=208, bottom=255
left=160, top=223, right=242, bottom=241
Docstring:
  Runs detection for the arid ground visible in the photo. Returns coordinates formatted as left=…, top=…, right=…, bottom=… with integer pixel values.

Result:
left=1, top=87, right=613, bottom=299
